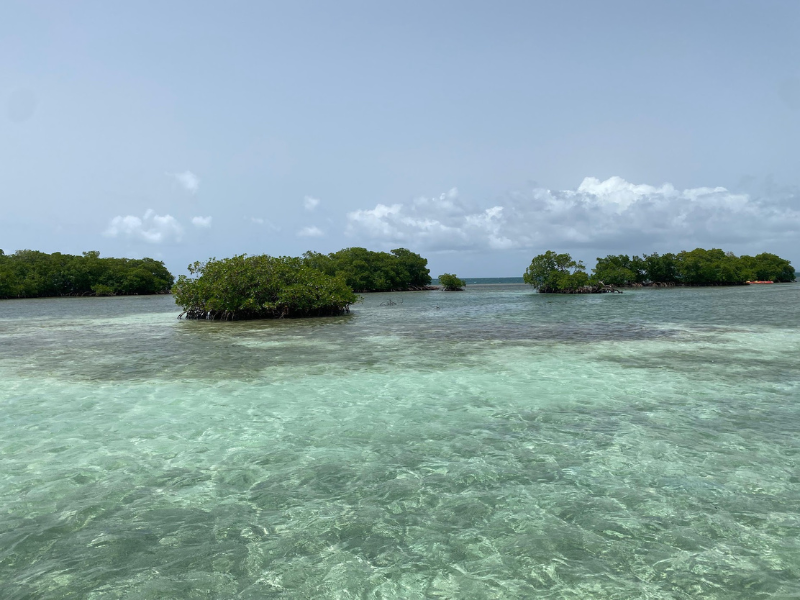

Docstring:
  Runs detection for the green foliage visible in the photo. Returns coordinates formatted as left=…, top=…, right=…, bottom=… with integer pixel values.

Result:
left=176, top=247, right=432, bottom=320
left=0, top=250, right=174, bottom=299
left=438, top=273, right=465, bottom=291
left=738, top=253, right=796, bottom=282
left=591, top=254, right=641, bottom=286
left=302, top=247, right=431, bottom=292
left=590, top=248, right=796, bottom=285
left=173, top=255, right=359, bottom=320
left=676, top=248, right=745, bottom=284
left=523, top=251, right=589, bottom=292
left=641, top=252, right=679, bottom=283
left=91, top=284, right=115, bottom=296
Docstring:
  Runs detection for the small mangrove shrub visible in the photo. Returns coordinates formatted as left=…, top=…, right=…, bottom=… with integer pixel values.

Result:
left=438, top=273, right=465, bottom=291
left=174, top=255, right=359, bottom=320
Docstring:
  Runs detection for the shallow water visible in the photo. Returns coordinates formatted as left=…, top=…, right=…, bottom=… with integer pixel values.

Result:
left=1, top=284, right=799, bottom=599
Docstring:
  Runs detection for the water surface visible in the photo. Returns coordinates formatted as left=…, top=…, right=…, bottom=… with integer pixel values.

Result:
left=1, top=284, right=799, bottom=598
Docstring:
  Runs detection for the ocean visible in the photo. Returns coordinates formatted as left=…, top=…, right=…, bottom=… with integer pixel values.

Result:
left=435, top=277, right=525, bottom=285
left=1, top=283, right=798, bottom=598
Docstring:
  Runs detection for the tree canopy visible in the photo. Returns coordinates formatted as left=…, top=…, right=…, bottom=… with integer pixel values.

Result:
left=438, top=273, right=465, bottom=291
left=302, top=247, right=432, bottom=292
left=592, top=254, right=644, bottom=286
left=0, top=250, right=174, bottom=299
left=173, top=255, right=359, bottom=320
left=594, top=249, right=795, bottom=285
left=734, top=252, right=795, bottom=283
left=523, top=251, right=589, bottom=292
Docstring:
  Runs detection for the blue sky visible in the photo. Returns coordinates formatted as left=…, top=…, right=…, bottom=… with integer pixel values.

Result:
left=2, top=1, right=799, bottom=276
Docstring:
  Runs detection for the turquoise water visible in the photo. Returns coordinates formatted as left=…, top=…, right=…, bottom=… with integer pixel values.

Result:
left=1, top=284, right=799, bottom=598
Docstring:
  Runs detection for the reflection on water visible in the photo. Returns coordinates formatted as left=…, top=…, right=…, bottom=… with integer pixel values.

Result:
left=1, top=284, right=799, bottom=598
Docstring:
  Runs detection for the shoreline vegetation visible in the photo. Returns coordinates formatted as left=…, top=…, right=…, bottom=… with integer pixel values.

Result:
left=0, top=249, right=174, bottom=299
left=524, top=249, right=796, bottom=294
left=1, top=247, right=795, bottom=317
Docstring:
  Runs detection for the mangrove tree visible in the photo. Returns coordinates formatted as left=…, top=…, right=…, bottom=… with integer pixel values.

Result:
left=438, top=273, right=466, bottom=291
left=173, top=254, right=359, bottom=320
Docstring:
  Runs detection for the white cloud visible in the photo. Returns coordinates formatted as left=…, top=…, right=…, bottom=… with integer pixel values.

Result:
left=347, top=204, right=406, bottom=240
left=170, top=170, right=199, bottom=194
left=191, top=216, right=212, bottom=228
left=345, top=177, right=800, bottom=253
left=104, top=209, right=184, bottom=244
left=304, top=196, right=320, bottom=211
left=297, top=225, right=324, bottom=237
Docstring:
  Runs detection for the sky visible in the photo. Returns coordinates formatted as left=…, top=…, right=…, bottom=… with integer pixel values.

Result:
left=2, top=0, right=799, bottom=277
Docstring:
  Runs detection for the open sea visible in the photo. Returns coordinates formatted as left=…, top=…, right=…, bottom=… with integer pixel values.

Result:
left=1, top=283, right=799, bottom=599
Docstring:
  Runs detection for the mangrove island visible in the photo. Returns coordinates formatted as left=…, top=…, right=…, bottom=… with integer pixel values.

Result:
left=0, top=249, right=174, bottom=299
left=174, top=247, right=433, bottom=320
left=524, top=248, right=796, bottom=293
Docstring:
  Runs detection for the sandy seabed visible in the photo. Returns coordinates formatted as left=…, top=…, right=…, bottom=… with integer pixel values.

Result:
left=1, top=284, right=799, bottom=598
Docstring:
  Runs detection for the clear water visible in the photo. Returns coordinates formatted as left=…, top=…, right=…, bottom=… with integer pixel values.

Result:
left=1, top=284, right=799, bottom=599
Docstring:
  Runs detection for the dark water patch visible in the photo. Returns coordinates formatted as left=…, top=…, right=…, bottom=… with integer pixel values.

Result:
left=600, top=346, right=800, bottom=385
left=0, top=309, right=679, bottom=385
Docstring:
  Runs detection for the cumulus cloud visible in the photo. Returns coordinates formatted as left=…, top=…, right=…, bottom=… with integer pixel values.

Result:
left=104, top=209, right=184, bottom=244
left=345, top=177, right=800, bottom=253
left=304, top=196, right=320, bottom=211
left=171, top=170, right=199, bottom=194
left=191, top=216, right=212, bottom=228
left=297, top=225, right=324, bottom=237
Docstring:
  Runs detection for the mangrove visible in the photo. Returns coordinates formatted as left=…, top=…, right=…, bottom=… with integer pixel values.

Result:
left=438, top=273, right=466, bottom=291
left=0, top=249, right=174, bottom=299
left=302, top=247, right=433, bottom=292
left=524, top=248, right=796, bottom=293
left=173, top=254, right=359, bottom=320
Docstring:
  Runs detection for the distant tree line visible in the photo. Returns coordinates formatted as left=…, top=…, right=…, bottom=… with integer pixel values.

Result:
left=524, top=248, right=796, bottom=293
left=0, top=249, right=174, bottom=299
left=592, top=249, right=795, bottom=286
left=301, top=247, right=432, bottom=292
